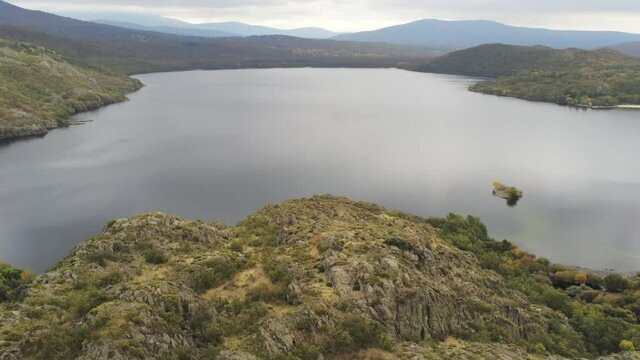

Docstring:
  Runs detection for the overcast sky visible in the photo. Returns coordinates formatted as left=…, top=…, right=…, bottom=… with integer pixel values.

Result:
left=12, top=0, right=640, bottom=33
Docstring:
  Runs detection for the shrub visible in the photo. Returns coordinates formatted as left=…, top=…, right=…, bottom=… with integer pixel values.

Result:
left=383, top=237, right=415, bottom=252
left=604, top=274, right=628, bottom=293
left=97, top=270, right=124, bottom=287
left=32, top=326, right=89, bottom=360
left=143, top=247, right=169, bottom=264
left=189, top=256, right=248, bottom=293
left=620, top=339, right=636, bottom=352
left=533, top=343, right=547, bottom=354
left=539, top=289, right=573, bottom=316
left=574, top=273, right=588, bottom=284
left=570, top=307, right=637, bottom=355
left=263, top=255, right=294, bottom=286
left=328, top=315, right=394, bottom=353
left=587, top=274, right=604, bottom=288
left=550, top=263, right=568, bottom=273
left=229, top=240, right=244, bottom=253
left=0, top=263, right=34, bottom=302
left=245, top=283, right=288, bottom=303
left=65, top=287, right=107, bottom=318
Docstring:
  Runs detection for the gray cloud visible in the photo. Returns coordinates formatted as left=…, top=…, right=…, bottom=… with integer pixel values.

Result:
left=11, top=0, right=640, bottom=33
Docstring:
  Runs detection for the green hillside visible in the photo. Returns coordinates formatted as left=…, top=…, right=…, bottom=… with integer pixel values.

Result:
left=0, top=38, right=141, bottom=140
left=413, top=44, right=640, bottom=107
left=1, top=196, right=639, bottom=359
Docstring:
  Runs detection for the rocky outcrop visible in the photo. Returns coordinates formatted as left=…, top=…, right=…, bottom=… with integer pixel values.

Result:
left=0, top=196, right=636, bottom=359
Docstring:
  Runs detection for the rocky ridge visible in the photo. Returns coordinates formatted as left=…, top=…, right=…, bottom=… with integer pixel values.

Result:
left=0, top=196, right=638, bottom=359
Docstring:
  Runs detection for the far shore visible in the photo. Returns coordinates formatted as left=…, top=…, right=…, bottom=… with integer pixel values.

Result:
left=617, top=104, right=640, bottom=109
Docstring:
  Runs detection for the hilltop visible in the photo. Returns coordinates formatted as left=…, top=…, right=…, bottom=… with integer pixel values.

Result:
left=1, top=196, right=639, bottom=359
left=413, top=44, right=640, bottom=107
left=0, top=39, right=141, bottom=140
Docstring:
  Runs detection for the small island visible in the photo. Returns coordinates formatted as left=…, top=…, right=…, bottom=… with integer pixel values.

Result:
left=492, top=181, right=524, bottom=206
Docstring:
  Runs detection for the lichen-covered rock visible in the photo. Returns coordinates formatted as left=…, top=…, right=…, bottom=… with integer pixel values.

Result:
left=0, top=196, right=635, bottom=359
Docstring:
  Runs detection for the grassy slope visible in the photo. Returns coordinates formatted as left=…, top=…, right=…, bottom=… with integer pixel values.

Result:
left=413, top=44, right=640, bottom=107
left=1, top=196, right=639, bottom=359
left=0, top=39, right=141, bottom=139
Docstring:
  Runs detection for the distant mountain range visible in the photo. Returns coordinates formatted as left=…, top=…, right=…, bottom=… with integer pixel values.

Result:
left=334, top=19, right=640, bottom=51
left=46, top=8, right=640, bottom=54
left=0, top=0, right=435, bottom=74
left=59, top=12, right=339, bottom=39
left=92, top=20, right=238, bottom=38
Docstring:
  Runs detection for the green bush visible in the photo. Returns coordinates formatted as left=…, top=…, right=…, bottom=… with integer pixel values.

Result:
left=189, top=256, right=248, bottom=293
left=0, top=262, right=33, bottom=302
left=328, top=315, right=394, bottom=353
left=538, top=289, right=573, bottom=316
left=604, top=274, right=629, bottom=293
left=143, top=247, right=169, bottom=264
left=620, top=339, right=636, bottom=352
left=229, top=239, right=244, bottom=253
left=31, top=326, right=89, bottom=360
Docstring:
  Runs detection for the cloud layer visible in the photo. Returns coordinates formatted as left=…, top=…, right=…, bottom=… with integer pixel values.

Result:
left=12, top=0, right=640, bottom=33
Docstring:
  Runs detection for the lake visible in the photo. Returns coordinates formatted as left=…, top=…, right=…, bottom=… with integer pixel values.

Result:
left=1, top=68, right=639, bottom=272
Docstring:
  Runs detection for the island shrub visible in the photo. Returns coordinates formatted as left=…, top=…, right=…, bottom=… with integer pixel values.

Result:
left=492, top=181, right=524, bottom=206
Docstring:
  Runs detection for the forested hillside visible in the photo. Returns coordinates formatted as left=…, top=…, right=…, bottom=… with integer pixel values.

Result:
left=413, top=44, right=640, bottom=107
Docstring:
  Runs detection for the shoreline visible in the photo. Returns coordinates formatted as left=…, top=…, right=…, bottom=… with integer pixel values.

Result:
left=0, top=82, right=143, bottom=143
left=2, top=67, right=639, bottom=144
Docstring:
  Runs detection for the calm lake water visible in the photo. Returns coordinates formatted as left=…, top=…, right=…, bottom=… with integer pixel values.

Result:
left=1, top=68, right=640, bottom=272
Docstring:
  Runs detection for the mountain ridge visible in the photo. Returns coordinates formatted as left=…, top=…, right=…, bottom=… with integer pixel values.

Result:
left=91, top=18, right=339, bottom=39
left=58, top=11, right=339, bottom=39
left=0, top=0, right=436, bottom=75
left=334, top=19, right=640, bottom=50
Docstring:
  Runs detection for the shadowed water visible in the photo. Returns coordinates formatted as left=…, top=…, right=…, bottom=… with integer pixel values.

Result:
left=1, top=68, right=639, bottom=272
